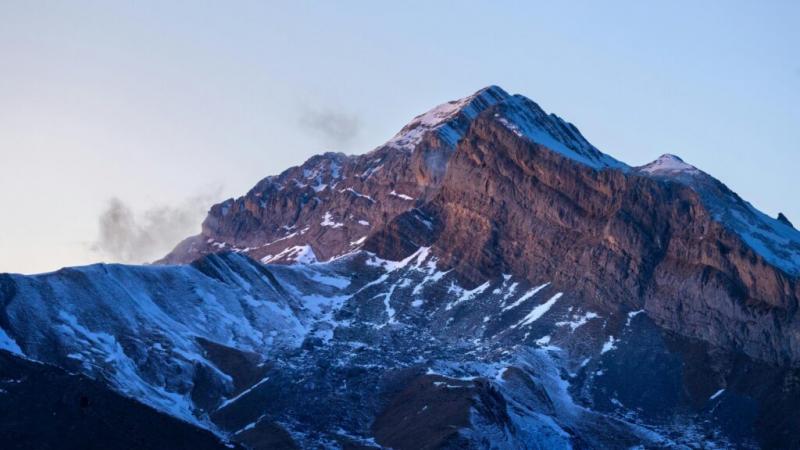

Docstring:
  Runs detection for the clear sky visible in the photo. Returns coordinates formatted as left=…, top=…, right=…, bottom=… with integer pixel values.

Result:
left=1, top=1, right=798, bottom=274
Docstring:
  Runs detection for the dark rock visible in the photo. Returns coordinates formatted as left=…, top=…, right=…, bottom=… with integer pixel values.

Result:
left=778, top=212, right=794, bottom=228
left=0, top=350, right=241, bottom=450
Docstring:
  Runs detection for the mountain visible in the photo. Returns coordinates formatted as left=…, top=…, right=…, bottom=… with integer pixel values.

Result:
left=3, top=86, right=800, bottom=449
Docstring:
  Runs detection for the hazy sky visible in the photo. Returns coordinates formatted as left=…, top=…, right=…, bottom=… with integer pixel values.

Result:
left=1, top=1, right=798, bottom=274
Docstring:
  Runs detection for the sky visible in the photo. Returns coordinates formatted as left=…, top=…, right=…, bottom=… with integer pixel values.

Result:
left=1, top=0, right=798, bottom=274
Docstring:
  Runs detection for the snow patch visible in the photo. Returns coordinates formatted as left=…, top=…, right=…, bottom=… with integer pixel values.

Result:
left=511, top=293, right=563, bottom=328
left=555, top=311, right=599, bottom=331
left=502, top=283, right=549, bottom=312
left=389, top=190, right=414, bottom=201
left=640, top=154, right=700, bottom=175
left=262, top=245, right=317, bottom=264
left=709, top=389, right=725, bottom=400
left=601, top=336, right=617, bottom=354
left=320, top=211, right=344, bottom=228
left=340, top=187, right=375, bottom=203
left=446, top=281, right=491, bottom=310
left=218, top=376, right=270, bottom=410
left=349, top=236, right=367, bottom=246
left=626, top=309, right=645, bottom=327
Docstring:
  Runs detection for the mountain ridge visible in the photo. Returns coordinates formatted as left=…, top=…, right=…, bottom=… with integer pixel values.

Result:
left=161, top=86, right=800, bottom=279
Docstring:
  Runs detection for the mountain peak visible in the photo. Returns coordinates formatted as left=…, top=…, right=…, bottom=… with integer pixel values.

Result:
left=639, top=153, right=700, bottom=175
left=385, top=85, right=510, bottom=150
left=384, top=85, right=628, bottom=171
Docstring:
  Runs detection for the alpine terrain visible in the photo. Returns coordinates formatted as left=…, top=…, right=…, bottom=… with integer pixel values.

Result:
left=2, top=86, right=800, bottom=449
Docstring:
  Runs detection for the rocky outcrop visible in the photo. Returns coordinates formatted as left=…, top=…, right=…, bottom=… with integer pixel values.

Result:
left=778, top=212, right=795, bottom=228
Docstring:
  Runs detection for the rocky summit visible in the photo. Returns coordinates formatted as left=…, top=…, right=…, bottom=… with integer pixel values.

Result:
left=3, top=86, right=800, bottom=449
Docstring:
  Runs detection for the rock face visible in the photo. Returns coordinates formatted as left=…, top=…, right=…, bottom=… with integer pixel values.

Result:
left=367, top=110, right=800, bottom=365
left=3, top=85, right=800, bottom=448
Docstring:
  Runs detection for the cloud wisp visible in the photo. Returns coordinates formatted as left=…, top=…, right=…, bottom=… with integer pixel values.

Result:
left=298, top=107, right=361, bottom=148
left=92, top=193, right=217, bottom=264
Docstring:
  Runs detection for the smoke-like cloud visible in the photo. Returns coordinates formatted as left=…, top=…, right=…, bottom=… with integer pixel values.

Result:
left=92, top=193, right=217, bottom=264
left=299, top=107, right=361, bottom=148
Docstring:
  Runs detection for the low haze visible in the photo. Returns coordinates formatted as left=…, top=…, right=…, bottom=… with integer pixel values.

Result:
left=1, top=0, right=798, bottom=274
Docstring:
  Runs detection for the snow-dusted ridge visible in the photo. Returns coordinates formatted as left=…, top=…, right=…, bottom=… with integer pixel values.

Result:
left=493, top=95, right=628, bottom=170
left=0, top=252, right=346, bottom=428
left=386, top=85, right=510, bottom=151
left=637, top=153, right=800, bottom=275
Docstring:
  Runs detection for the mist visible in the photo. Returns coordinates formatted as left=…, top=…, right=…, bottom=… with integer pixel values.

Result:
left=298, top=107, right=361, bottom=148
left=92, top=194, right=216, bottom=264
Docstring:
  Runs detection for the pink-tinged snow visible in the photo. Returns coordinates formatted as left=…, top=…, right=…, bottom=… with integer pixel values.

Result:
left=339, top=187, right=375, bottom=203
left=320, top=211, right=344, bottom=228
left=385, top=86, right=509, bottom=151
left=640, top=154, right=700, bottom=174
left=261, top=245, right=318, bottom=264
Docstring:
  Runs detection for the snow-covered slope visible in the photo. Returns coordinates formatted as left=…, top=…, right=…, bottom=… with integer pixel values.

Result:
left=0, top=252, right=349, bottom=427
left=2, top=247, right=795, bottom=447
left=493, top=95, right=628, bottom=170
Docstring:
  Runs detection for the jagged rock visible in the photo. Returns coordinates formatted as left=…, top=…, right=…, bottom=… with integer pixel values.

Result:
left=779, top=212, right=795, bottom=228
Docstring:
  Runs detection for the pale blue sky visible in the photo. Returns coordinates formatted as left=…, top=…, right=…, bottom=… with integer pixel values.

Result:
left=1, top=1, right=798, bottom=273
